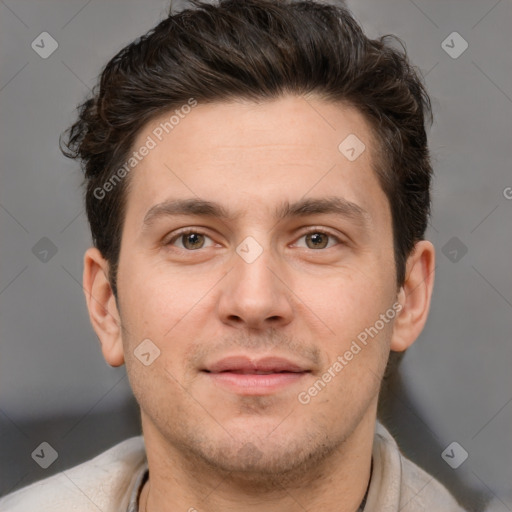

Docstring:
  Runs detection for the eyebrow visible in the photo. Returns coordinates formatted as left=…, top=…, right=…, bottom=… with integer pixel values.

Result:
left=142, top=196, right=371, bottom=229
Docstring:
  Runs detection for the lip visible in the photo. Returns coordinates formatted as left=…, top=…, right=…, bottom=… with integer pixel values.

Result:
left=204, top=355, right=308, bottom=374
left=202, top=355, right=310, bottom=395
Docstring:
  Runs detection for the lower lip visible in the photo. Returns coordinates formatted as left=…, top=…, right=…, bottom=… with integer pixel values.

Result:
left=204, top=371, right=308, bottom=395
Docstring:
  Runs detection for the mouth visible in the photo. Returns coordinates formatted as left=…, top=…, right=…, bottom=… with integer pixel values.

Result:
left=217, top=369, right=301, bottom=374
left=201, top=355, right=311, bottom=395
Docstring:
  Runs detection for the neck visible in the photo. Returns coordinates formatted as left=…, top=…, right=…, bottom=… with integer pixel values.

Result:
left=138, top=407, right=376, bottom=512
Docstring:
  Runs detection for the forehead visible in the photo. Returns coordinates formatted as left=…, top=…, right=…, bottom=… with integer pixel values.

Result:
left=123, top=95, right=388, bottom=229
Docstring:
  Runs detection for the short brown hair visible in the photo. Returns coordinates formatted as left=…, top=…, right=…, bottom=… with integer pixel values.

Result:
left=61, top=0, right=433, bottom=298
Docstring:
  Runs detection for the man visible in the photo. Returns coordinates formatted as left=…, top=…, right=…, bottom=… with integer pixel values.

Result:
left=0, top=0, right=468, bottom=510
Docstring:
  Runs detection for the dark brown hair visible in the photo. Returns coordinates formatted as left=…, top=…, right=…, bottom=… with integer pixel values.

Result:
left=61, top=0, right=433, bottom=299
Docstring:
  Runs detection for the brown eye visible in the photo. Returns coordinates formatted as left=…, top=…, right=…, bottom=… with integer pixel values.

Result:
left=293, top=229, right=342, bottom=250
left=305, top=232, right=330, bottom=249
left=167, top=230, right=214, bottom=250
left=181, top=232, right=205, bottom=250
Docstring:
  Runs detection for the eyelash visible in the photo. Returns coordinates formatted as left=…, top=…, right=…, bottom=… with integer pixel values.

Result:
left=165, top=227, right=344, bottom=250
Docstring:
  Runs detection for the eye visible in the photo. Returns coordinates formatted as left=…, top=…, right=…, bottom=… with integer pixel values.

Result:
left=294, top=229, right=342, bottom=250
left=166, top=229, right=215, bottom=250
left=164, top=228, right=342, bottom=251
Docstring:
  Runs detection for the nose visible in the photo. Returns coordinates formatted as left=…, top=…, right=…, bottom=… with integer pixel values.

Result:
left=216, top=239, right=294, bottom=331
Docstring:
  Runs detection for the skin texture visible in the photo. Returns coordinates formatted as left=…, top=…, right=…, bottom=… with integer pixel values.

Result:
left=83, top=95, right=435, bottom=512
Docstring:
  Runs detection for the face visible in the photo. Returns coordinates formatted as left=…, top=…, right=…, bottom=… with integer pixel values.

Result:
left=103, top=95, right=404, bottom=478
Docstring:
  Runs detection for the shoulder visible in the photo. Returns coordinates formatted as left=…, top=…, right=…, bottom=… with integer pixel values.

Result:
left=0, top=436, right=146, bottom=512
left=374, top=422, right=468, bottom=511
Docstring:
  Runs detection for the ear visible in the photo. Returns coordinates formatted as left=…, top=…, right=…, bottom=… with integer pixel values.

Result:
left=390, top=240, right=435, bottom=352
left=83, top=247, right=125, bottom=367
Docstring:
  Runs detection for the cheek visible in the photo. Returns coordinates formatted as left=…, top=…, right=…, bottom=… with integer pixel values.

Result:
left=117, top=260, right=220, bottom=385
left=297, top=268, right=393, bottom=331
left=118, top=257, right=191, bottom=335
left=298, top=273, right=396, bottom=384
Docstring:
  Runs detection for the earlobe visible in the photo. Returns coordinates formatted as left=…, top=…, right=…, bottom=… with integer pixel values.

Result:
left=390, top=240, right=435, bottom=352
left=83, top=247, right=125, bottom=367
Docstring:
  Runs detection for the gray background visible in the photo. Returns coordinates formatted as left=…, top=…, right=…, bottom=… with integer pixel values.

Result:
left=0, top=0, right=511, bottom=510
